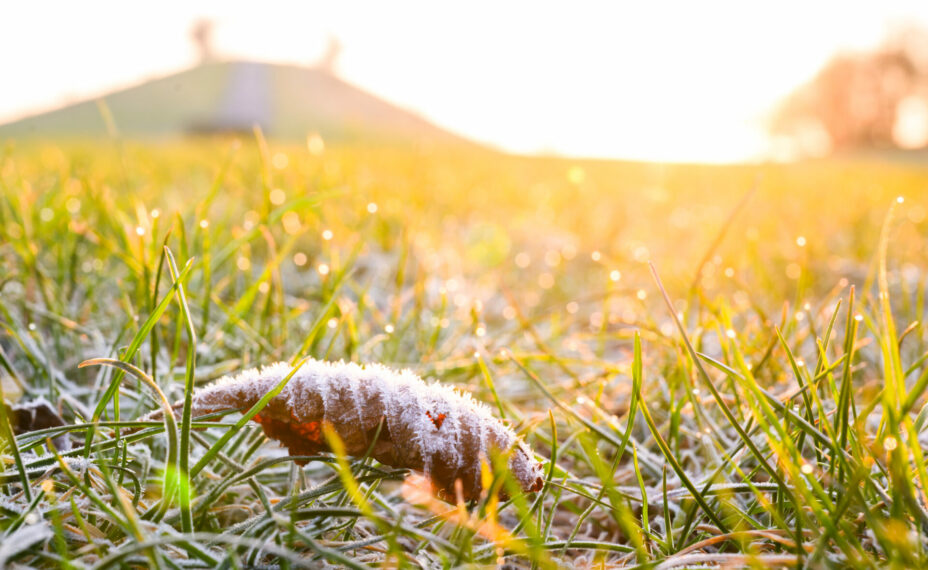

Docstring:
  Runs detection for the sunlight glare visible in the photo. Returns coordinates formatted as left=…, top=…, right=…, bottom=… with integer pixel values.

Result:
left=2, top=1, right=922, bottom=162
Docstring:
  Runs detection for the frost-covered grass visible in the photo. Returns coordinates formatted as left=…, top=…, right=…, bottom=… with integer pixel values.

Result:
left=2, top=139, right=928, bottom=567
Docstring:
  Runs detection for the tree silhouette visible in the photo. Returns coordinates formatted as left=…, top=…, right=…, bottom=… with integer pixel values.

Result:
left=771, top=28, right=928, bottom=154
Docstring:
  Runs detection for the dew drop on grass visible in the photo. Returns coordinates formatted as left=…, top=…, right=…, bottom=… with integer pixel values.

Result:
left=272, top=152, right=289, bottom=170
left=282, top=212, right=301, bottom=234
left=269, top=188, right=286, bottom=205
left=243, top=210, right=259, bottom=229
left=307, top=133, right=325, bottom=155
left=544, top=250, right=561, bottom=267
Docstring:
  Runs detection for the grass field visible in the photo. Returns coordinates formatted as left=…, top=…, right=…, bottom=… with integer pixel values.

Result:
left=2, top=137, right=928, bottom=568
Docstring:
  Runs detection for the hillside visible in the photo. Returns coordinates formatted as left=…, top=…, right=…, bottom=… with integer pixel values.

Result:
left=0, top=60, right=467, bottom=145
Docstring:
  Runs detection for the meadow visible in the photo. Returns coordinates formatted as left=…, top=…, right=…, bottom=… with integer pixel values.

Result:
left=1, top=137, right=928, bottom=568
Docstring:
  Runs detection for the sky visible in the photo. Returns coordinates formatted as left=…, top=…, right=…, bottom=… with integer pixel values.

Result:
left=3, top=1, right=928, bottom=162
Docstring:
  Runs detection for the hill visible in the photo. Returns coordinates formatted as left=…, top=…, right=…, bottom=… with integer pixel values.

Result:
left=0, top=60, right=468, bottom=145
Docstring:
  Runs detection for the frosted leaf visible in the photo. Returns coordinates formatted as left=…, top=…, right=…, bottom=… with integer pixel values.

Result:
left=139, top=358, right=544, bottom=500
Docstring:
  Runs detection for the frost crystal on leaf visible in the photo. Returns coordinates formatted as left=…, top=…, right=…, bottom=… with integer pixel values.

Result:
left=142, top=358, right=544, bottom=500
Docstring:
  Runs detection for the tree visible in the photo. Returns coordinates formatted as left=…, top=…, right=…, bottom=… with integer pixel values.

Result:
left=770, top=28, right=928, bottom=154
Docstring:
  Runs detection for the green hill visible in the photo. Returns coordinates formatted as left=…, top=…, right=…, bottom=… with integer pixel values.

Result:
left=0, top=61, right=467, bottom=145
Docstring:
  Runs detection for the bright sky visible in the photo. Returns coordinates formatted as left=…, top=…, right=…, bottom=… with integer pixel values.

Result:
left=3, top=1, right=928, bottom=162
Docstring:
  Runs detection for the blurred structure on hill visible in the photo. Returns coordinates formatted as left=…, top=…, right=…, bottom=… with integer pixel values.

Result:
left=771, top=27, right=928, bottom=157
left=317, top=36, right=342, bottom=75
left=191, top=19, right=216, bottom=64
